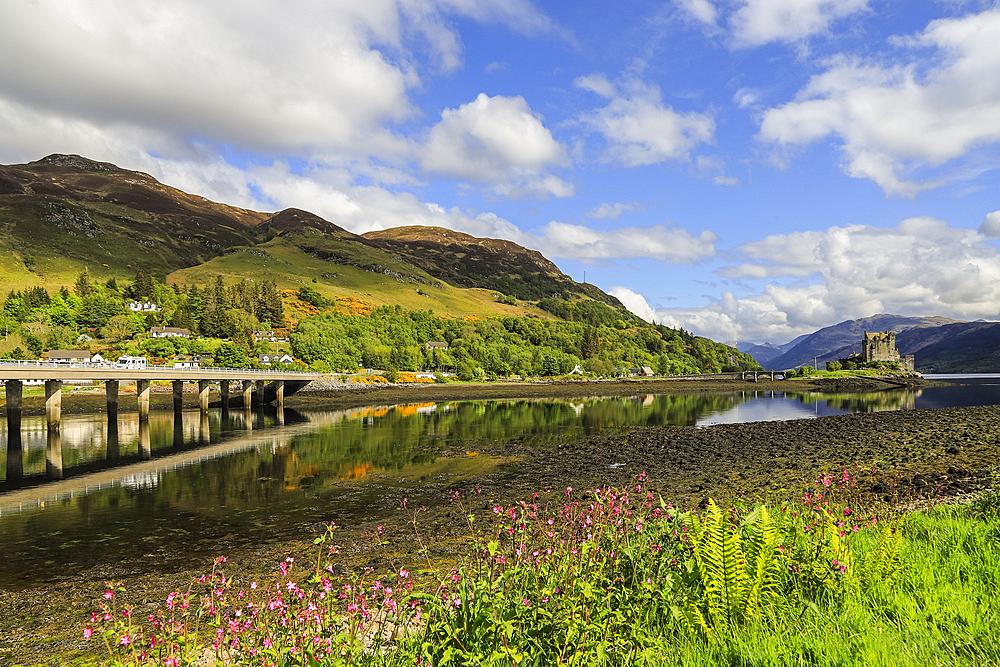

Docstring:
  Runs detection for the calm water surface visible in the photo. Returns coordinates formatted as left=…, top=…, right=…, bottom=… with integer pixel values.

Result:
left=0, top=375, right=996, bottom=588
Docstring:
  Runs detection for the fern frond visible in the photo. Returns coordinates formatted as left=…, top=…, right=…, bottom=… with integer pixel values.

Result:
left=741, top=504, right=783, bottom=622
left=691, top=499, right=747, bottom=634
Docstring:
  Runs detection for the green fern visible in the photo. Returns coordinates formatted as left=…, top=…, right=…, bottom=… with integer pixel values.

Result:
left=681, top=500, right=785, bottom=636
left=859, top=524, right=904, bottom=587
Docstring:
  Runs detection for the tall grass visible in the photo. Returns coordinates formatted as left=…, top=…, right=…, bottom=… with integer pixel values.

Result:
left=86, top=471, right=1000, bottom=666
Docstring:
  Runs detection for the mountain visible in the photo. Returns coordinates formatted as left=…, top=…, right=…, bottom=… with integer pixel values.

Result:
left=765, top=314, right=961, bottom=370
left=361, top=226, right=616, bottom=305
left=739, top=342, right=785, bottom=366
left=0, top=154, right=266, bottom=284
left=896, top=321, right=1000, bottom=373
left=0, top=154, right=632, bottom=323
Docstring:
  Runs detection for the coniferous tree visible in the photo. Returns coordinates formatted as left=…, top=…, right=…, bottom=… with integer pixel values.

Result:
left=74, top=268, right=93, bottom=297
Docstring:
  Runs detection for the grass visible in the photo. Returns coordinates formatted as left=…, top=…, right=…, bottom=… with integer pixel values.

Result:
left=167, top=236, right=555, bottom=320
left=78, top=469, right=1000, bottom=666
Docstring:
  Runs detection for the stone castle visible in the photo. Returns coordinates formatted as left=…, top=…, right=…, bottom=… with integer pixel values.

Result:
left=835, top=330, right=915, bottom=371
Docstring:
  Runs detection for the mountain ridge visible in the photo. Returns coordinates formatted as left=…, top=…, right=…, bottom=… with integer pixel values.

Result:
left=750, top=314, right=1000, bottom=373
left=0, top=153, right=631, bottom=322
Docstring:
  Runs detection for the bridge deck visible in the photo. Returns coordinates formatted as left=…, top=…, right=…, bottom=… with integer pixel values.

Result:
left=0, top=361, right=319, bottom=383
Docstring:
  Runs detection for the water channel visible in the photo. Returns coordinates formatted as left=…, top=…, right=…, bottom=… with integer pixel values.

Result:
left=1, top=375, right=998, bottom=589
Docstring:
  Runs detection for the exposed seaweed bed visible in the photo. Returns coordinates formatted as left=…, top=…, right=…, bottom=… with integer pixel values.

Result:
left=3, top=377, right=998, bottom=664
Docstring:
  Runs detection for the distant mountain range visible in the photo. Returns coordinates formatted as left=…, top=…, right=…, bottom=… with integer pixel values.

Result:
left=740, top=314, right=1000, bottom=373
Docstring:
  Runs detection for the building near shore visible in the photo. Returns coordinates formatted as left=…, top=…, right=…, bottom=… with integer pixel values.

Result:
left=831, top=331, right=915, bottom=371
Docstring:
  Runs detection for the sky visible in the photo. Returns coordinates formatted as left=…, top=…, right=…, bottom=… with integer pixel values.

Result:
left=2, top=0, right=1000, bottom=346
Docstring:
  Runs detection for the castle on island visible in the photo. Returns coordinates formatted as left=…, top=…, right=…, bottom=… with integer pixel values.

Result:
left=831, top=331, right=915, bottom=372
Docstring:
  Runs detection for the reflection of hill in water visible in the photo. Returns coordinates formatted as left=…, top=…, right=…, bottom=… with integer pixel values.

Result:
left=795, top=389, right=921, bottom=412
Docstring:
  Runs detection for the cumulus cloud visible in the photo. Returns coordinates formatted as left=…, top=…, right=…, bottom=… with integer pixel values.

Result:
left=607, top=287, right=660, bottom=324
left=586, top=201, right=644, bottom=219
left=576, top=75, right=715, bottom=167
left=758, top=8, right=1000, bottom=196
left=420, top=93, right=572, bottom=198
left=981, top=211, right=1000, bottom=238
left=528, top=222, right=718, bottom=264
left=653, top=217, right=1000, bottom=343
left=0, top=2, right=420, bottom=159
left=730, top=0, right=869, bottom=47
left=676, top=0, right=719, bottom=27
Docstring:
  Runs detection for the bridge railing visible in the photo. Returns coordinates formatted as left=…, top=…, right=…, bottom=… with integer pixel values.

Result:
left=0, top=359, right=316, bottom=376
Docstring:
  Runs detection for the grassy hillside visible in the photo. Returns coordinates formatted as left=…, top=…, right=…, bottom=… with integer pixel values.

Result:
left=0, top=154, right=264, bottom=290
left=0, top=153, right=757, bottom=374
left=166, top=233, right=556, bottom=320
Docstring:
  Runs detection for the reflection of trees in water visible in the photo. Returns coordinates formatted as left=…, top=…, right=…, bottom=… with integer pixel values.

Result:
left=790, top=389, right=922, bottom=412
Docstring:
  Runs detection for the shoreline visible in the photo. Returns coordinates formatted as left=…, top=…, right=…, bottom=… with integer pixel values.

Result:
left=1, top=374, right=930, bottom=415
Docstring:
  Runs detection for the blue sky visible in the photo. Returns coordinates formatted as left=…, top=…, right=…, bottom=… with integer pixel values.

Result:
left=2, top=0, right=999, bottom=345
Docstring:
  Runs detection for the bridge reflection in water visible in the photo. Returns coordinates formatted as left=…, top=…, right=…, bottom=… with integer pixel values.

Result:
left=2, top=365, right=316, bottom=485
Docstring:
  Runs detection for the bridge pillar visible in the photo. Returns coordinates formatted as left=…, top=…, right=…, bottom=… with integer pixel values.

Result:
left=45, top=380, right=62, bottom=427
left=220, top=379, right=230, bottom=407
left=173, top=411, right=184, bottom=449
left=198, top=380, right=210, bottom=412
left=242, top=380, right=254, bottom=408
left=254, top=380, right=265, bottom=407
left=106, top=380, right=119, bottom=413
left=5, top=380, right=23, bottom=483
left=172, top=380, right=184, bottom=414
left=107, top=408, right=119, bottom=461
left=200, top=410, right=211, bottom=445
left=275, top=380, right=285, bottom=409
left=5, top=379, right=22, bottom=414
left=137, top=380, right=150, bottom=420
left=46, top=425, right=63, bottom=480
left=106, top=380, right=119, bottom=461
left=139, top=418, right=151, bottom=459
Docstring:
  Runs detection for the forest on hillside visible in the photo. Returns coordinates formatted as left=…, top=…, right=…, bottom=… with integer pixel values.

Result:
left=1, top=270, right=759, bottom=378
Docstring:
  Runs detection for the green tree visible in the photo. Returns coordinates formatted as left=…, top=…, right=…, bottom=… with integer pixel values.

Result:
left=143, top=337, right=176, bottom=359
left=22, top=332, right=43, bottom=357
left=258, top=278, right=284, bottom=325
left=101, top=314, right=142, bottom=342
left=3, top=297, right=26, bottom=322
left=74, top=268, right=93, bottom=297
left=214, top=342, right=250, bottom=368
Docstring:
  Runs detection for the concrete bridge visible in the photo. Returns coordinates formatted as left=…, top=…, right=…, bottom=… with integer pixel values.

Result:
left=2, top=361, right=319, bottom=482
left=658, top=370, right=786, bottom=382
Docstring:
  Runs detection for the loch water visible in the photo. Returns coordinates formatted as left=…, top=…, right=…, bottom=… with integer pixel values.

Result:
left=1, top=375, right=998, bottom=589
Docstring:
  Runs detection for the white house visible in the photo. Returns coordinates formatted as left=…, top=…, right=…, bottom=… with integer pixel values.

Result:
left=46, top=350, right=105, bottom=364
left=172, top=354, right=202, bottom=368
left=129, top=301, right=161, bottom=313
left=150, top=326, right=190, bottom=338
left=259, top=353, right=294, bottom=365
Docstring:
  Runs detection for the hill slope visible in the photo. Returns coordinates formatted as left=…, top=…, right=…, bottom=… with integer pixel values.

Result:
left=0, top=154, right=636, bottom=324
left=0, top=154, right=266, bottom=286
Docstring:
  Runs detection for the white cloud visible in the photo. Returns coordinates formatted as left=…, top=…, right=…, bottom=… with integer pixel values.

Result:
left=655, top=217, right=1000, bottom=343
left=529, top=221, right=718, bottom=263
left=420, top=93, right=572, bottom=198
left=0, top=2, right=419, bottom=160
left=981, top=211, right=1000, bottom=238
left=586, top=201, right=643, bottom=219
left=576, top=75, right=715, bottom=167
left=676, top=0, right=719, bottom=27
left=695, top=155, right=740, bottom=186
left=730, top=0, right=869, bottom=47
left=758, top=8, right=1000, bottom=196
left=608, top=287, right=660, bottom=323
